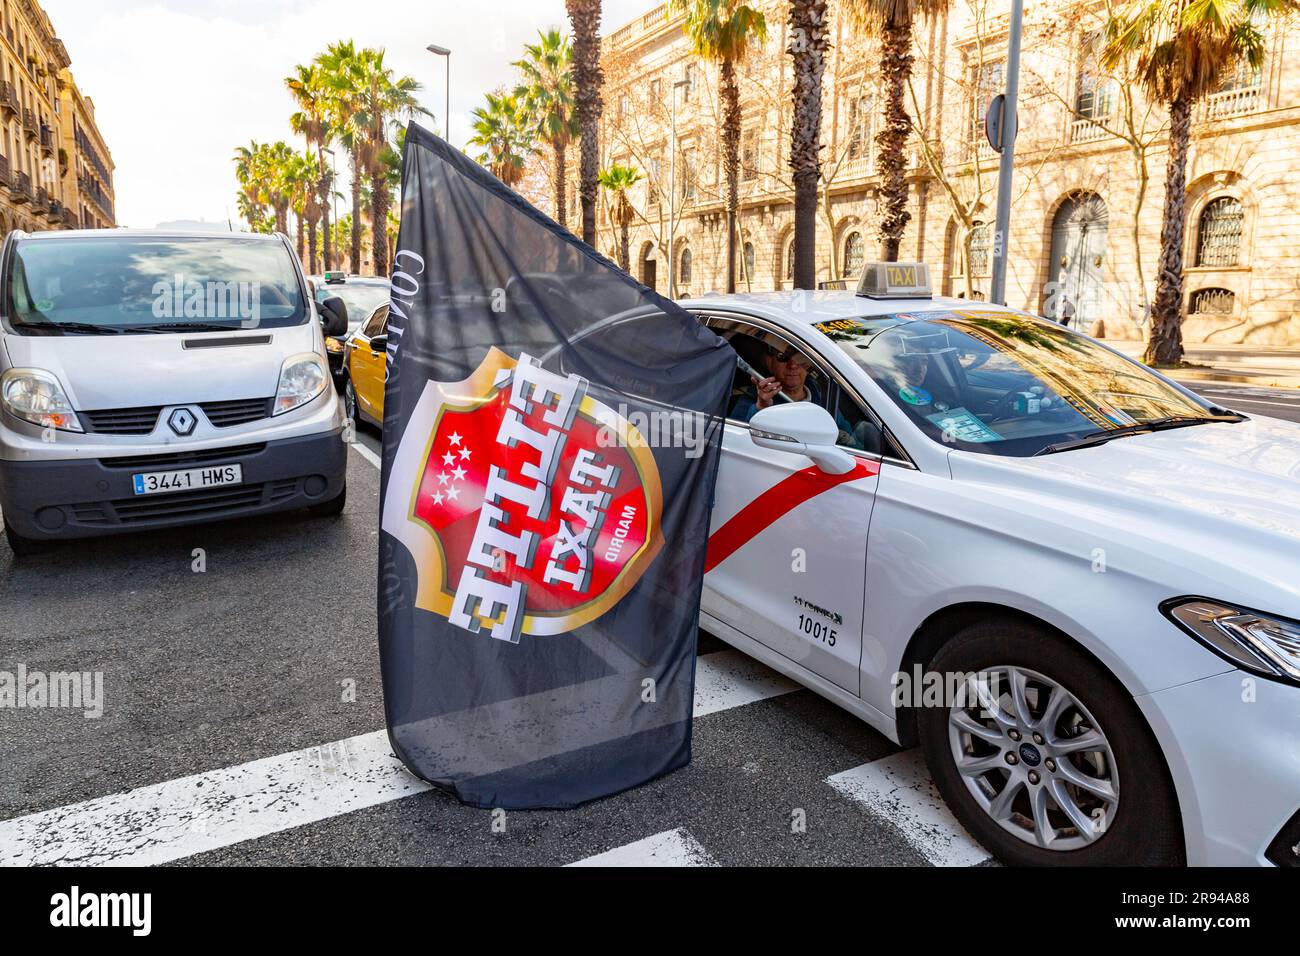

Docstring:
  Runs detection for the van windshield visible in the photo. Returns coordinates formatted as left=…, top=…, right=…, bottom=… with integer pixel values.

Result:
left=5, top=236, right=307, bottom=334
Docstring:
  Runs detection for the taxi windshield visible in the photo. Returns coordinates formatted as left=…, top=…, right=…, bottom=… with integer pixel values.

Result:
left=822, top=309, right=1233, bottom=457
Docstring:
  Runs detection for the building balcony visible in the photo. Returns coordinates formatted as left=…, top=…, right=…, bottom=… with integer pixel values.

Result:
left=32, top=186, right=48, bottom=214
left=1069, top=117, right=1111, bottom=144
left=61, top=207, right=76, bottom=228
left=12, top=171, right=32, bottom=203
left=46, top=197, right=63, bottom=222
left=39, top=124, right=53, bottom=156
left=22, top=108, right=38, bottom=139
left=1201, top=85, right=1261, bottom=121
left=0, top=83, right=18, bottom=119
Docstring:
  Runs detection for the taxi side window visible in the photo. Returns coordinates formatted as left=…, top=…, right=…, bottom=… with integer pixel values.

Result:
left=828, top=384, right=885, bottom=456
left=361, top=306, right=388, bottom=339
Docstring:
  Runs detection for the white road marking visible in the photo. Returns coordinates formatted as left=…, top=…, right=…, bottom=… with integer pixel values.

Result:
left=827, top=749, right=992, bottom=867
left=349, top=439, right=382, bottom=469
left=0, top=651, right=799, bottom=867
left=565, top=827, right=717, bottom=867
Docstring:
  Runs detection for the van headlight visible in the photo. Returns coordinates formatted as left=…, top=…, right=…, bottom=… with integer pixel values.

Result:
left=0, top=368, right=83, bottom=432
left=1163, top=598, right=1300, bottom=684
left=273, top=353, right=328, bottom=416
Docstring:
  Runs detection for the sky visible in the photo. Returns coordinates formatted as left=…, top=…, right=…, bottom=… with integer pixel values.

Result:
left=42, top=0, right=649, bottom=229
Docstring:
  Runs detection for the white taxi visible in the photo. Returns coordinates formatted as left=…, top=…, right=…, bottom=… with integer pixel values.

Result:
left=682, top=263, right=1300, bottom=867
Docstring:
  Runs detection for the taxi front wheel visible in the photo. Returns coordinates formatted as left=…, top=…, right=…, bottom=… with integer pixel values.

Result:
left=918, top=619, right=1184, bottom=866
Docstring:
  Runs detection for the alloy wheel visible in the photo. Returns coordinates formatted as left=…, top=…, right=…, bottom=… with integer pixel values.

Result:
left=947, top=665, right=1120, bottom=851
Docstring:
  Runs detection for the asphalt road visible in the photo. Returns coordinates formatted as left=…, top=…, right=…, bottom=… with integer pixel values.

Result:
left=1, top=379, right=1295, bottom=867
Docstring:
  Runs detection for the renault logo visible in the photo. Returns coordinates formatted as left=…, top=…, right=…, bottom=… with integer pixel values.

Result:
left=167, top=408, right=196, bottom=436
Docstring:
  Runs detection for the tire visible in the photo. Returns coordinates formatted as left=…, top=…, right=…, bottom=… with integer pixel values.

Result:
left=307, top=482, right=346, bottom=518
left=4, top=522, right=45, bottom=557
left=342, top=376, right=359, bottom=425
left=917, top=618, right=1183, bottom=866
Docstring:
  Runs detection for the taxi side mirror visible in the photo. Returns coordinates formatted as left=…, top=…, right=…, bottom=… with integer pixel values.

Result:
left=369, top=334, right=388, bottom=352
left=748, top=403, right=857, bottom=475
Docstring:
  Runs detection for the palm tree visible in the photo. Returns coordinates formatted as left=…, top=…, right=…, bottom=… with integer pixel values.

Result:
left=598, top=163, right=642, bottom=271
left=788, top=0, right=830, bottom=289
left=285, top=153, right=311, bottom=264
left=468, top=91, right=536, bottom=187
left=514, top=28, right=579, bottom=227
left=233, top=140, right=270, bottom=229
left=317, top=41, right=366, bottom=274
left=843, top=0, right=949, bottom=262
left=565, top=0, right=604, bottom=244
left=1103, top=0, right=1294, bottom=365
left=669, top=0, right=768, bottom=294
left=239, top=141, right=293, bottom=235
left=286, top=63, right=335, bottom=271
left=349, top=48, right=427, bottom=276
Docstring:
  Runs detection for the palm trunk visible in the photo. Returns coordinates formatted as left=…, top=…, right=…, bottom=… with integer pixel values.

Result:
left=275, top=205, right=287, bottom=235
left=720, top=58, right=740, bottom=294
left=789, top=0, right=828, bottom=290
left=554, top=140, right=567, bottom=227
left=567, top=0, right=603, bottom=246
left=1146, top=93, right=1191, bottom=366
left=371, top=164, right=390, bottom=277
left=295, top=215, right=304, bottom=263
left=349, top=148, right=363, bottom=274
left=877, top=16, right=915, bottom=262
left=307, top=218, right=319, bottom=275
left=618, top=201, right=630, bottom=273
left=319, top=168, right=333, bottom=273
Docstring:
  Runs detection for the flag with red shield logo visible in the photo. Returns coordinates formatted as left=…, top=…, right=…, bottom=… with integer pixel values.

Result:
left=377, top=124, right=734, bottom=808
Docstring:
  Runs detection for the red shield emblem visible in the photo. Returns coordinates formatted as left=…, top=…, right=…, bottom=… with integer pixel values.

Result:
left=383, top=348, right=663, bottom=642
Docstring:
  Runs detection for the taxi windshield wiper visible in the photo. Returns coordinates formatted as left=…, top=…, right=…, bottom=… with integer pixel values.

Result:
left=1035, top=415, right=1241, bottom=456
left=12, top=320, right=122, bottom=335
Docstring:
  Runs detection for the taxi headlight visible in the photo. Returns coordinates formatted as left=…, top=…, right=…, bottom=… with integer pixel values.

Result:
left=0, top=368, right=83, bottom=432
left=1163, top=598, right=1300, bottom=684
left=273, top=353, right=328, bottom=416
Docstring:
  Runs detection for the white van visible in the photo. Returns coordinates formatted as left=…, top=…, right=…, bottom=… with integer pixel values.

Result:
left=0, top=229, right=350, bottom=556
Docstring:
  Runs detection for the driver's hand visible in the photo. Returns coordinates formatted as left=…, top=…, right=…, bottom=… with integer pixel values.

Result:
left=755, top=376, right=781, bottom=410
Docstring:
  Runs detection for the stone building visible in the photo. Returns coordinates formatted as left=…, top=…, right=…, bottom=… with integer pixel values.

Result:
left=0, top=0, right=113, bottom=236
left=568, top=0, right=1300, bottom=345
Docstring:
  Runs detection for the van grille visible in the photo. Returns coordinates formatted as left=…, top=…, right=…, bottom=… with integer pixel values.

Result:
left=200, top=398, right=272, bottom=428
left=99, top=444, right=266, bottom=470
left=80, top=406, right=162, bottom=435
left=66, top=478, right=301, bottom=527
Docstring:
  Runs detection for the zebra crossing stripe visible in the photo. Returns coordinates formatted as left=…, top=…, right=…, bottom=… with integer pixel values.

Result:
left=566, top=828, right=717, bottom=867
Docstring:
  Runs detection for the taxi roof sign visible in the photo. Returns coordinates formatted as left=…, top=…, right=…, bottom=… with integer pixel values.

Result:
left=856, top=262, right=933, bottom=300
left=323, top=270, right=348, bottom=283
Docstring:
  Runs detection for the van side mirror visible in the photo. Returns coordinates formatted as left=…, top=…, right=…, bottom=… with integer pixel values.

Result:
left=748, top=403, right=857, bottom=475
left=319, top=296, right=348, bottom=337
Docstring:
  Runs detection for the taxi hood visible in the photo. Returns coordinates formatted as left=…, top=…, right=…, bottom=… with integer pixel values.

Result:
left=949, top=415, right=1300, bottom=605
left=1, top=323, right=318, bottom=409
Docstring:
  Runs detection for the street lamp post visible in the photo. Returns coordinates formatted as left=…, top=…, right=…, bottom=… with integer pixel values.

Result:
left=989, top=0, right=1024, bottom=305
left=426, top=44, right=451, bottom=141
left=667, top=78, right=690, bottom=299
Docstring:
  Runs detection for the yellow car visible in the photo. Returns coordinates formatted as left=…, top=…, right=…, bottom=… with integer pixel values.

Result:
left=341, top=304, right=388, bottom=427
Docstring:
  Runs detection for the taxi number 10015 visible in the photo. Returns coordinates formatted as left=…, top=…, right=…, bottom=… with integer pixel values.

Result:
left=798, top=614, right=837, bottom=646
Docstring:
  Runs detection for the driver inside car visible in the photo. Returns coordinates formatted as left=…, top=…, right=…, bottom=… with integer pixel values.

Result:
left=732, top=344, right=875, bottom=451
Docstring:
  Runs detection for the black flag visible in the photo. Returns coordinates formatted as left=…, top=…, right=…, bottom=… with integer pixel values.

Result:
left=377, top=124, right=734, bottom=809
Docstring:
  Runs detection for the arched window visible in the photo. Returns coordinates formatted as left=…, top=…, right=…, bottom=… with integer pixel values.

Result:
left=842, top=230, right=864, bottom=277
left=678, top=247, right=692, bottom=287
left=1197, top=197, right=1243, bottom=267
left=1190, top=287, right=1235, bottom=315
left=785, top=236, right=795, bottom=282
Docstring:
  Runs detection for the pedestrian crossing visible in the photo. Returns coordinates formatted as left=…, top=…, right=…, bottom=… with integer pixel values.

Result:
left=0, top=642, right=988, bottom=867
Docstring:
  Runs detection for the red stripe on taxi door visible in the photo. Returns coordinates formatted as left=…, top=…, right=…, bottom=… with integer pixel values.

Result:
left=704, top=459, right=879, bottom=573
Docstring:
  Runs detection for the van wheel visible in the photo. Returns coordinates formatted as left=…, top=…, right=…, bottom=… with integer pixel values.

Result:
left=4, top=523, right=45, bottom=557
left=307, top=483, right=346, bottom=518
left=917, top=618, right=1183, bottom=866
